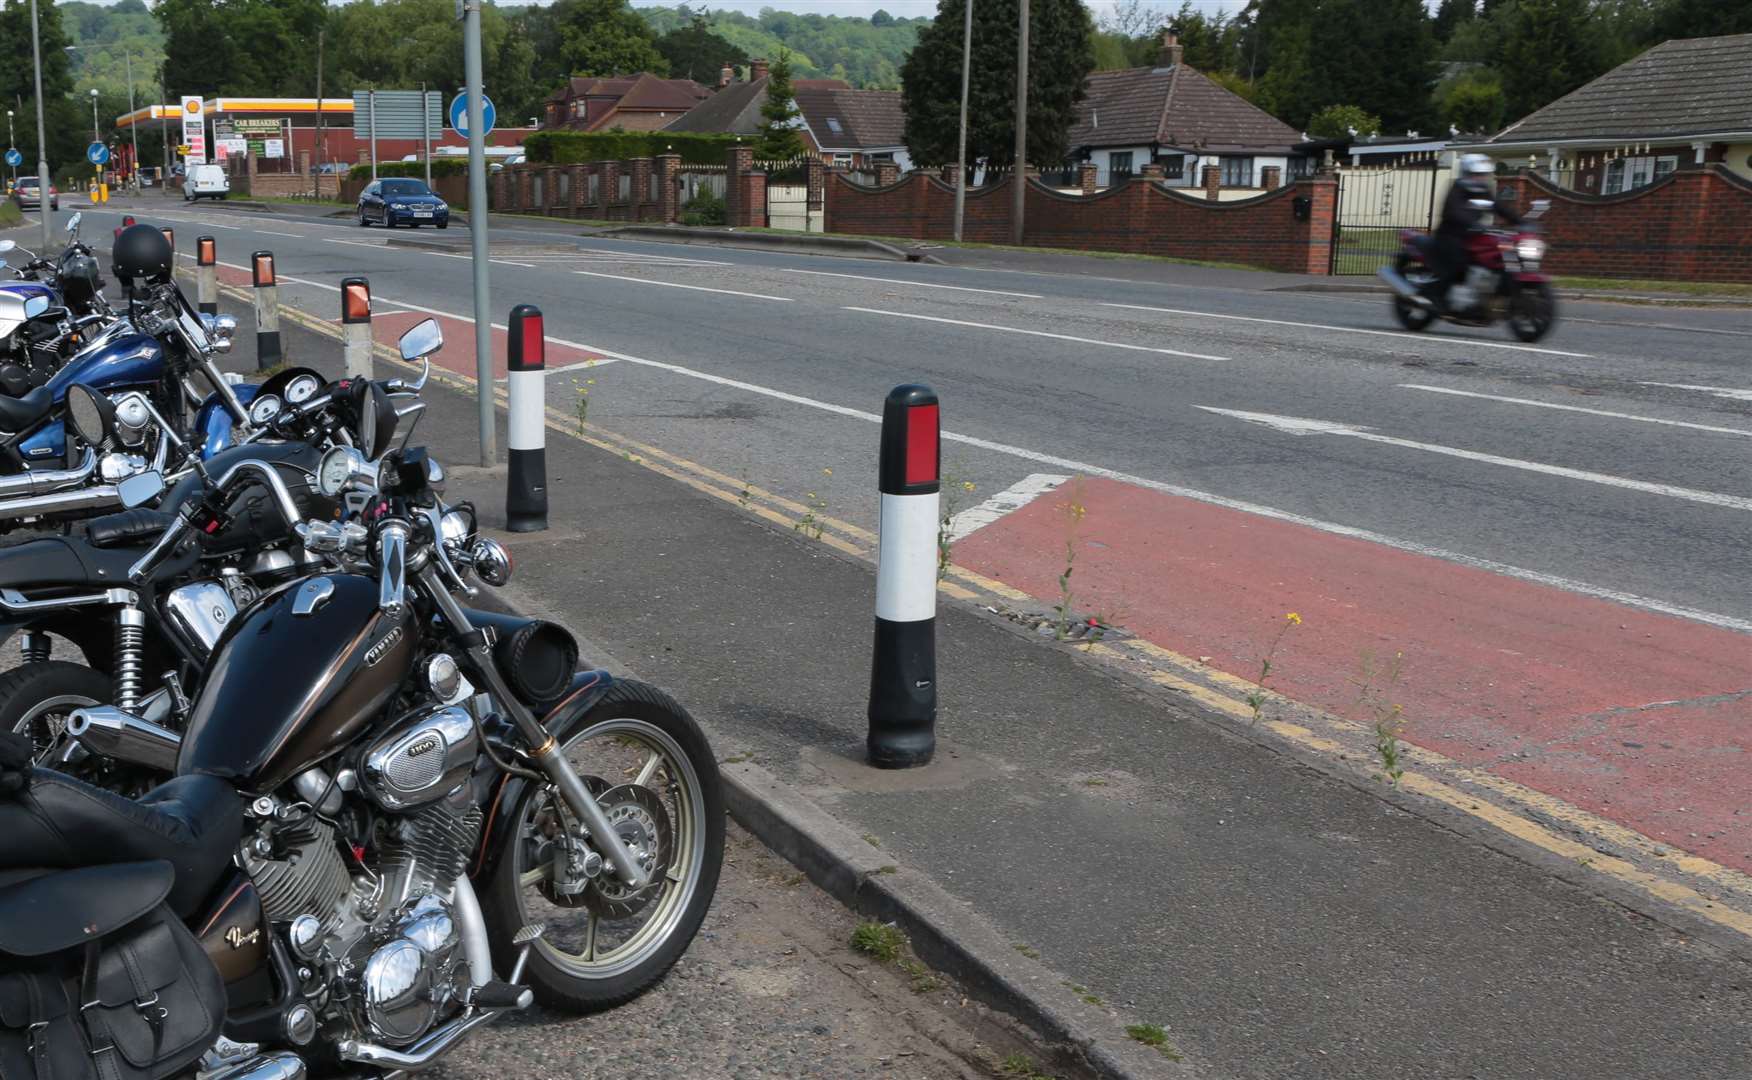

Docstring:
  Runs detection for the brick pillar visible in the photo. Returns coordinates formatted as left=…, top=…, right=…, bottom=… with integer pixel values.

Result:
left=600, top=160, right=622, bottom=218
left=517, top=167, right=533, bottom=211
left=629, top=157, right=653, bottom=221
left=1295, top=175, right=1339, bottom=275
left=875, top=160, right=900, bottom=186
left=743, top=169, right=767, bottom=227
left=1202, top=164, right=1221, bottom=200
left=806, top=156, right=826, bottom=212
left=492, top=168, right=507, bottom=209
left=1078, top=161, right=1099, bottom=194
left=569, top=164, right=587, bottom=215
left=1261, top=166, right=1282, bottom=190
left=939, top=163, right=958, bottom=184
left=547, top=166, right=564, bottom=214
left=657, top=154, right=682, bottom=222
left=1139, top=162, right=1164, bottom=180
left=726, top=144, right=753, bottom=226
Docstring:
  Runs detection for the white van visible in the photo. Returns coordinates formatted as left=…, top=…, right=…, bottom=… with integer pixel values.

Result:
left=183, top=164, right=229, bottom=201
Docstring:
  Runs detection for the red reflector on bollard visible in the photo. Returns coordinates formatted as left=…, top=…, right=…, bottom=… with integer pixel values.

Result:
left=160, top=227, right=174, bottom=252
left=252, top=252, right=275, bottom=288
left=197, top=236, right=216, bottom=267
left=342, top=279, right=371, bottom=323
left=520, top=314, right=544, bottom=368
left=904, top=404, right=938, bottom=486
left=122, top=216, right=136, bottom=228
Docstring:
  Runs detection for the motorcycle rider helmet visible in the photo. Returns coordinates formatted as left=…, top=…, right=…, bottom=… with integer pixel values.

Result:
left=1460, top=153, right=1495, bottom=177
left=110, top=223, right=174, bottom=291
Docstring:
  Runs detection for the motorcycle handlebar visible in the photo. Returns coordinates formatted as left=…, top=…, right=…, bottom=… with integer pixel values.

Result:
left=126, top=460, right=305, bottom=583
left=376, top=519, right=411, bottom=617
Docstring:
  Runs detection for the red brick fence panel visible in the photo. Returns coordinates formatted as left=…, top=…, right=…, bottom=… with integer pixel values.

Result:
left=1498, top=165, right=1752, bottom=284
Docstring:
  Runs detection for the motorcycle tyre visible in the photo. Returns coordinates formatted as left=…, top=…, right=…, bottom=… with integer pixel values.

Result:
left=1391, top=254, right=1435, bottom=332
left=0, top=660, right=111, bottom=756
left=1508, top=282, right=1556, bottom=343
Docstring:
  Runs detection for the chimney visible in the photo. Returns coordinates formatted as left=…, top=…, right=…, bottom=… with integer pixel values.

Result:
left=1160, top=26, right=1183, bottom=68
left=719, top=65, right=734, bottom=89
left=750, top=58, right=770, bottom=81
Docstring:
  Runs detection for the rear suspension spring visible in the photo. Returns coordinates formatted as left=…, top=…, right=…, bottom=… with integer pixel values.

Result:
left=115, top=606, right=147, bottom=711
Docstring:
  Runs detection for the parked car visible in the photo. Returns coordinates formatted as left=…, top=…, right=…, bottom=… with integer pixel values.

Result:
left=10, top=176, right=58, bottom=211
left=356, top=177, right=450, bottom=228
left=489, top=153, right=526, bottom=174
left=183, top=163, right=229, bottom=201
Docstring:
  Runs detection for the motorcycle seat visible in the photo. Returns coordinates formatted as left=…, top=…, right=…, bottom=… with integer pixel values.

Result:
left=0, top=535, right=153, bottom=589
left=0, top=386, right=51, bottom=433
left=0, top=771, right=240, bottom=917
left=86, top=507, right=177, bottom=549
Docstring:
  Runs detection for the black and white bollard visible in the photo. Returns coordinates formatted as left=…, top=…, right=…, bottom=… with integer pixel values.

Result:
left=159, top=226, right=174, bottom=255
left=341, top=276, right=372, bottom=378
left=251, top=251, right=282, bottom=371
left=195, top=236, right=218, bottom=316
left=505, top=304, right=548, bottom=533
left=867, top=384, right=940, bottom=768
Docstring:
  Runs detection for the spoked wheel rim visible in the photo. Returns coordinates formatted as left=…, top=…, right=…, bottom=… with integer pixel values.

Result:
left=511, top=718, right=708, bottom=979
left=11, top=693, right=102, bottom=762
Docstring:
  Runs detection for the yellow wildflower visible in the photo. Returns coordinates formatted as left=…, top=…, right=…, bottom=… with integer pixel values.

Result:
left=1286, top=612, right=1302, bottom=625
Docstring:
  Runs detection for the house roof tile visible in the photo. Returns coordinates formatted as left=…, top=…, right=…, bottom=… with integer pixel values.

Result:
left=665, top=77, right=769, bottom=134
left=1067, top=64, right=1301, bottom=153
left=1490, top=33, right=1752, bottom=144
left=795, top=88, right=904, bottom=150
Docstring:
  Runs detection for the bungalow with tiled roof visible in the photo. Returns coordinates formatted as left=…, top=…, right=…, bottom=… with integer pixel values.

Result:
left=542, top=73, right=713, bottom=132
left=1069, top=29, right=1308, bottom=191
left=665, top=60, right=908, bottom=168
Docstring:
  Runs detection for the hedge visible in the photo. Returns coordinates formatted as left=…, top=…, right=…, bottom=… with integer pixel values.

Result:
left=347, top=159, right=471, bottom=181
left=523, top=131, right=740, bottom=166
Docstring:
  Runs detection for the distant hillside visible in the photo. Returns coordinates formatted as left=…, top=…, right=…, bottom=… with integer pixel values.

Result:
left=61, top=0, right=165, bottom=101
left=634, top=5, right=924, bottom=89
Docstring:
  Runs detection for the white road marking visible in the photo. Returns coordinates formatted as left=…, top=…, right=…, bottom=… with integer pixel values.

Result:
left=255, top=229, right=303, bottom=238
left=1400, top=384, right=1752, bottom=438
left=1198, top=406, right=1752, bottom=512
left=572, top=269, right=793, bottom=302
left=946, top=474, right=1070, bottom=541
left=845, top=307, right=1229, bottom=361
left=778, top=268, right=1041, bottom=299
left=323, top=238, right=382, bottom=249
left=491, top=260, right=537, bottom=268
left=1100, top=301, right=1594, bottom=358
left=1643, top=382, right=1752, bottom=401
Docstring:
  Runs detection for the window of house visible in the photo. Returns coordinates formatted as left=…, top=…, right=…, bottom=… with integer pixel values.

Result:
left=1603, top=154, right=1677, bottom=194
left=1156, top=154, right=1185, bottom=179
left=826, top=117, right=844, bottom=135
left=1109, top=151, right=1135, bottom=178
left=1221, top=156, right=1254, bottom=187
left=833, top=153, right=853, bottom=167
left=1287, top=156, right=1314, bottom=179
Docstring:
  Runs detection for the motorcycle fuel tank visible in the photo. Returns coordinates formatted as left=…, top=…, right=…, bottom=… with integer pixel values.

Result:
left=178, top=573, right=417, bottom=792
left=45, top=327, right=164, bottom=398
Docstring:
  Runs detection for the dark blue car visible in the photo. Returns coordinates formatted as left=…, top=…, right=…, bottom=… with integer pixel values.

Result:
left=357, top=177, right=450, bottom=229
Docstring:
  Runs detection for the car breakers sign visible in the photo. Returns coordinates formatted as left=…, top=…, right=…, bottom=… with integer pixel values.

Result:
left=180, top=96, right=206, bottom=164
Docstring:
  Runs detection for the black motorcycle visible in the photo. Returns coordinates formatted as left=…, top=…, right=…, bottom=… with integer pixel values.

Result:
left=0, top=345, right=724, bottom=1076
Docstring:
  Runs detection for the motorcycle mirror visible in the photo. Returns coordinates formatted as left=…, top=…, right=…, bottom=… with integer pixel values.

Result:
left=66, top=212, right=82, bottom=235
left=397, top=319, right=443, bottom=362
left=117, top=471, right=165, bottom=510
left=22, top=296, right=49, bottom=319
left=347, top=379, right=400, bottom=460
left=64, top=383, right=117, bottom=448
left=200, top=312, right=238, bottom=342
left=0, top=240, right=14, bottom=253
left=0, top=258, right=8, bottom=272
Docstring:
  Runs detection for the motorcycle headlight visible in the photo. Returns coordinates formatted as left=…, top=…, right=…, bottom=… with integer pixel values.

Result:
left=1515, top=238, right=1546, bottom=263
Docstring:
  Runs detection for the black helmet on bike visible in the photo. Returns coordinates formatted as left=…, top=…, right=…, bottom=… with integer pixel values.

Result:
left=110, top=223, right=173, bottom=289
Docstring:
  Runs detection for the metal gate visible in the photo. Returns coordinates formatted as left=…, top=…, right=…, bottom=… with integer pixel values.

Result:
left=767, top=183, right=810, bottom=231
left=1330, top=163, right=1444, bottom=274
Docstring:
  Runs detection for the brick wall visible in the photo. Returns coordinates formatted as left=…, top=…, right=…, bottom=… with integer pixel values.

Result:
left=490, top=157, right=678, bottom=222
left=1498, top=164, right=1752, bottom=284
left=825, top=172, right=1338, bottom=274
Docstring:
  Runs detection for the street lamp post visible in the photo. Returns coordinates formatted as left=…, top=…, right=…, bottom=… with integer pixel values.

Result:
left=5, top=110, right=14, bottom=187
left=90, top=88, right=100, bottom=144
left=29, top=0, right=53, bottom=249
left=90, top=88, right=101, bottom=198
left=68, top=45, right=140, bottom=189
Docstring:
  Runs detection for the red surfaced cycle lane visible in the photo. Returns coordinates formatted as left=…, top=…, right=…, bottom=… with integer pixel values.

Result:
left=952, top=476, right=1752, bottom=873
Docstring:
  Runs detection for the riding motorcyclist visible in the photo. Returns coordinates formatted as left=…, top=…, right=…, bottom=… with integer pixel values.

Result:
left=1418, top=153, right=1521, bottom=311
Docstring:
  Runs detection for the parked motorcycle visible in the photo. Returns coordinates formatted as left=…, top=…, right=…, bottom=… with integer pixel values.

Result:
left=0, top=318, right=722, bottom=1080
left=1378, top=199, right=1557, bottom=343
left=0, top=215, right=114, bottom=389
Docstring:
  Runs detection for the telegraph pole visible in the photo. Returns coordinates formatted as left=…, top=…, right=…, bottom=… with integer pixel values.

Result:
left=29, top=0, right=52, bottom=250
left=953, top=0, right=972, bottom=242
left=315, top=27, right=325, bottom=197
left=461, top=0, right=494, bottom=466
left=421, top=81, right=432, bottom=188
left=1011, top=0, right=1027, bottom=245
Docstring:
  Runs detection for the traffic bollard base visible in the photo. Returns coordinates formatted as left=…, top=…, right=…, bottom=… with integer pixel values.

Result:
left=866, top=616, right=937, bottom=769
left=506, top=447, right=549, bottom=532
left=256, top=332, right=283, bottom=371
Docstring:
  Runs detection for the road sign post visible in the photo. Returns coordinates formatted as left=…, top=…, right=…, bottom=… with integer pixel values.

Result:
left=456, top=6, right=495, bottom=467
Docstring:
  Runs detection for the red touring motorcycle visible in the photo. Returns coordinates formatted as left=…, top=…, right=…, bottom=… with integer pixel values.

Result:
left=1379, top=200, right=1556, bottom=343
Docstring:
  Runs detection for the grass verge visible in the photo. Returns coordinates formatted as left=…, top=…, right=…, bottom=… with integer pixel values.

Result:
left=732, top=223, right=1269, bottom=272
left=0, top=202, right=22, bottom=228
left=1553, top=275, right=1752, bottom=299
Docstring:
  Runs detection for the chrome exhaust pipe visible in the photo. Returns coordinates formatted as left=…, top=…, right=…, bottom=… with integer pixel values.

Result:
left=66, top=705, right=181, bottom=772
left=1378, top=266, right=1418, bottom=298
left=335, top=1005, right=512, bottom=1072
left=201, top=1053, right=306, bottom=1080
left=0, top=447, right=97, bottom=498
left=0, top=484, right=120, bottom=522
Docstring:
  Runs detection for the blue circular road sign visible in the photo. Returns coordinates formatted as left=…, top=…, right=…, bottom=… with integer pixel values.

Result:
left=4, top=149, right=20, bottom=168
left=448, top=93, right=496, bottom=139
left=86, top=142, right=109, bottom=166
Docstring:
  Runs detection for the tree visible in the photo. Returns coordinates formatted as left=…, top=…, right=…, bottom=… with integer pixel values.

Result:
left=754, top=50, right=805, bottom=159
left=0, top=0, right=86, bottom=173
left=655, top=14, right=748, bottom=82
left=901, top=0, right=1095, bottom=173
left=1496, top=0, right=1598, bottom=120
left=1648, top=0, right=1752, bottom=41
left=870, top=8, right=895, bottom=27
left=1432, top=0, right=1476, bottom=42
left=551, top=0, right=667, bottom=77
left=1308, top=103, right=1381, bottom=139
left=1437, top=71, right=1507, bottom=133
left=1298, top=0, right=1436, bottom=132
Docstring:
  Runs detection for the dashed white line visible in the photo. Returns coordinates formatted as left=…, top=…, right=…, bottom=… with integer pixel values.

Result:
left=844, top=307, right=1228, bottom=361
left=1400, top=384, right=1752, bottom=437
left=1642, top=382, right=1752, bottom=401
left=777, top=268, right=1041, bottom=298
left=946, top=474, right=1070, bottom=541
left=572, top=269, right=793, bottom=302
left=255, top=229, right=303, bottom=238
left=1100, top=301, right=1594, bottom=358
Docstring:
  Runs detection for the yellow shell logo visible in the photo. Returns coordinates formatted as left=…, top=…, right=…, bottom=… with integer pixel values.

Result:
left=184, top=100, right=201, bottom=114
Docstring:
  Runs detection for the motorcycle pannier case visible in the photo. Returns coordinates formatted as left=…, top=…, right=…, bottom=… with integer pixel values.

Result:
left=0, top=860, right=225, bottom=1080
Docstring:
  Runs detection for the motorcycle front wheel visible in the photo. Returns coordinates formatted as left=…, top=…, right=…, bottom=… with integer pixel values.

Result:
left=1392, top=254, right=1436, bottom=332
left=481, top=679, right=724, bottom=1013
left=1508, top=282, right=1556, bottom=342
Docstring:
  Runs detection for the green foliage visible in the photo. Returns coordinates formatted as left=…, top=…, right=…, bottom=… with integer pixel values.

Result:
left=60, top=1, right=164, bottom=104
left=679, top=187, right=725, bottom=226
left=1495, top=0, right=1601, bottom=120
left=901, top=0, right=1095, bottom=171
left=754, top=51, right=805, bottom=159
left=0, top=0, right=85, bottom=171
left=523, top=130, right=737, bottom=165
left=157, top=0, right=327, bottom=98
left=654, top=12, right=747, bottom=83
left=849, top=922, right=905, bottom=963
left=1432, top=0, right=1477, bottom=42
left=636, top=4, right=923, bottom=89
left=347, top=159, right=468, bottom=180
left=1437, top=70, right=1507, bottom=134
left=1207, top=71, right=1263, bottom=105
left=1093, top=2, right=1244, bottom=72
left=1308, top=104, right=1382, bottom=139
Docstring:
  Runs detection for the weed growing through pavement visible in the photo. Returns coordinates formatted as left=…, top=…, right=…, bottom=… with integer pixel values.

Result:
left=1355, top=649, right=1409, bottom=785
left=1245, top=612, right=1302, bottom=723
left=795, top=467, right=831, bottom=540
left=571, top=362, right=596, bottom=431
left=737, top=466, right=752, bottom=509
left=1053, top=479, right=1088, bottom=641
left=899, top=959, right=940, bottom=994
left=849, top=922, right=905, bottom=963
left=1125, top=1023, right=1184, bottom=1061
left=997, top=1053, right=1059, bottom=1079
left=937, top=475, right=977, bottom=579
left=1012, top=943, right=1041, bottom=959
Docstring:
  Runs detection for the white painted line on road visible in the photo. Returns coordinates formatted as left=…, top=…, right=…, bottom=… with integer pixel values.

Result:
left=572, top=269, right=793, bottom=302
left=1100, top=301, right=1594, bottom=358
left=1198, top=406, right=1752, bottom=512
left=491, top=260, right=537, bottom=268
left=324, top=238, right=382, bottom=250
left=255, top=230, right=303, bottom=238
left=1400, top=384, right=1752, bottom=438
left=946, top=474, right=1070, bottom=542
left=1642, top=382, right=1752, bottom=401
left=845, top=307, right=1229, bottom=361
left=778, top=268, right=1041, bottom=299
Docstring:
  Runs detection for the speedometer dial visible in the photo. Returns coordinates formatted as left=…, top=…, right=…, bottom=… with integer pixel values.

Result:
left=248, top=394, right=283, bottom=426
left=285, top=374, right=322, bottom=404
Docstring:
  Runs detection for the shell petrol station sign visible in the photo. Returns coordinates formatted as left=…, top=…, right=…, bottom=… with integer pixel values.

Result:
left=180, top=96, right=206, bottom=164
